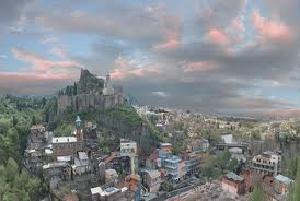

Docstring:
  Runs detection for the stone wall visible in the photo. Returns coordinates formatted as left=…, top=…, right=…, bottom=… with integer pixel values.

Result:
left=58, top=93, right=124, bottom=114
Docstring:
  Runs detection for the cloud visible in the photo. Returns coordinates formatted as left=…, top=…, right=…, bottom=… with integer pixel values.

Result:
left=6, top=48, right=81, bottom=81
left=0, top=0, right=32, bottom=29
left=1, top=0, right=300, bottom=115
left=11, top=48, right=80, bottom=72
left=252, top=10, right=293, bottom=43
left=182, top=61, right=218, bottom=73
left=206, top=28, right=230, bottom=46
left=111, top=56, right=161, bottom=80
left=36, top=4, right=181, bottom=49
left=152, top=91, right=169, bottom=98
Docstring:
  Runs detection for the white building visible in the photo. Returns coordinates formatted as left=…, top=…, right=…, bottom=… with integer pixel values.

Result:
left=251, top=151, right=281, bottom=175
left=120, top=139, right=137, bottom=156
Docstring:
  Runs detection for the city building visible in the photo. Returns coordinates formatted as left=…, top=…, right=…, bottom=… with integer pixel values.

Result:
left=43, top=162, right=71, bottom=190
left=29, top=125, right=46, bottom=143
left=71, top=152, right=91, bottom=176
left=186, top=139, right=209, bottom=153
left=160, top=143, right=172, bottom=153
left=120, top=139, right=137, bottom=156
left=52, top=137, right=83, bottom=157
left=251, top=151, right=281, bottom=175
left=184, top=152, right=202, bottom=175
left=221, top=172, right=245, bottom=195
left=141, top=169, right=162, bottom=192
left=120, top=139, right=138, bottom=175
left=164, top=155, right=186, bottom=180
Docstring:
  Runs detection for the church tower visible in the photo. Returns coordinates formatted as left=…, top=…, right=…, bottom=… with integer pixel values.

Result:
left=103, top=73, right=114, bottom=96
left=75, top=116, right=83, bottom=141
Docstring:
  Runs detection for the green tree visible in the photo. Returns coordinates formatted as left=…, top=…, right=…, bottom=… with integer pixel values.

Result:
left=73, top=82, right=78, bottom=95
left=216, top=149, right=231, bottom=173
left=250, top=185, right=266, bottom=201
left=289, top=157, right=300, bottom=201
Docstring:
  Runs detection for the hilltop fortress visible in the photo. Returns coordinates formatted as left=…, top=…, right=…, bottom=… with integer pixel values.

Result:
left=58, top=69, right=124, bottom=114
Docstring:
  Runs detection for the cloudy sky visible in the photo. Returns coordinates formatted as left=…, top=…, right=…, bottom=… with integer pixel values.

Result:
left=1, top=0, right=300, bottom=116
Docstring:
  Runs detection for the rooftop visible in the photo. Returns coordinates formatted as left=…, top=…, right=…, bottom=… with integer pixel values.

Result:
left=91, top=186, right=120, bottom=196
left=43, top=162, right=67, bottom=169
left=31, top=125, right=45, bottom=130
left=165, top=155, right=182, bottom=163
left=275, top=175, right=293, bottom=185
left=78, top=152, right=89, bottom=160
left=160, top=143, right=172, bottom=146
left=225, top=172, right=244, bottom=181
left=57, top=155, right=71, bottom=162
left=144, top=169, right=161, bottom=178
left=52, top=137, right=77, bottom=143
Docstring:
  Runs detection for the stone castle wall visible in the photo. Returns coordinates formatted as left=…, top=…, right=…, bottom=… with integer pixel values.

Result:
left=58, top=93, right=124, bottom=114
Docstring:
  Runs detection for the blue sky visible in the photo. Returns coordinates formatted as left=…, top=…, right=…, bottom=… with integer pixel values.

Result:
left=1, top=0, right=300, bottom=116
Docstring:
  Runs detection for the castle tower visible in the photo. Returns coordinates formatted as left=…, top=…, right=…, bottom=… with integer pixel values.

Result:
left=103, top=73, right=114, bottom=96
left=75, top=116, right=83, bottom=141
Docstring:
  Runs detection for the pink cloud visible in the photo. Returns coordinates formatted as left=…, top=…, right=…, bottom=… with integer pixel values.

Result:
left=111, top=56, right=160, bottom=80
left=11, top=48, right=79, bottom=72
left=0, top=71, right=74, bottom=81
left=207, top=28, right=230, bottom=46
left=252, top=10, right=293, bottom=42
left=153, top=35, right=179, bottom=50
left=182, top=61, right=218, bottom=73
left=4, top=48, right=80, bottom=81
left=153, top=13, right=181, bottom=50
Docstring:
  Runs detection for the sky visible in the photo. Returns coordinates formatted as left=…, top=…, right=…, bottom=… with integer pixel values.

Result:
left=1, top=0, right=300, bottom=116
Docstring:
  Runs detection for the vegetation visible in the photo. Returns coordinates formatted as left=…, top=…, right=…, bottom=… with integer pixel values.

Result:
left=249, top=184, right=266, bottom=201
left=0, top=96, right=47, bottom=200
left=288, top=157, right=300, bottom=201
left=0, top=95, right=45, bottom=165
left=284, top=156, right=299, bottom=179
left=160, top=180, right=174, bottom=192
left=201, top=149, right=240, bottom=179
left=0, top=157, right=46, bottom=201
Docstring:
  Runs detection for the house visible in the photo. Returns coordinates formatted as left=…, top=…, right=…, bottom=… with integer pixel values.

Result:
left=43, top=162, right=71, bottom=190
left=251, top=151, right=281, bottom=175
left=160, top=143, right=172, bottom=153
left=71, top=152, right=91, bottom=176
left=24, top=149, right=43, bottom=174
left=274, top=175, right=294, bottom=195
left=141, top=169, right=162, bottom=192
left=221, top=172, right=245, bottom=195
left=30, top=125, right=46, bottom=143
left=52, top=137, right=83, bottom=157
left=146, top=149, right=159, bottom=168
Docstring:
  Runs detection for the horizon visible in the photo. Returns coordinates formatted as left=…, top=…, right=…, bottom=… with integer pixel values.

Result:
left=1, top=0, right=300, bottom=116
